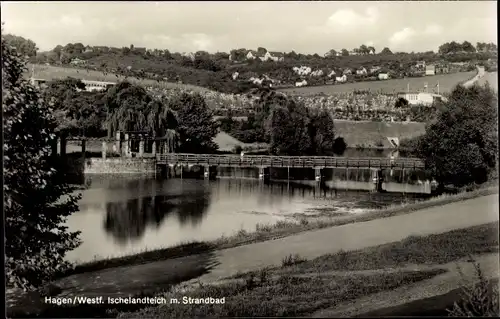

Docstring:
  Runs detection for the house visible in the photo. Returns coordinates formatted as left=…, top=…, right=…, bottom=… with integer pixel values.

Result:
left=259, top=51, right=284, bottom=62
left=378, top=73, right=389, bottom=80
left=435, top=64, right=449, bottom=74
left=81, top=80, right=116, bottom=92
left=84, top=46, right=93, bottom=53
left=335, top=75, right=347, bottom=83
left=368, top=48, right=376, bottom=55
left=356, top=67, right=368, bottom=76
left=415, top=61, right=426, bottom=70
left=269, top=52, right=285, bottom=62
left=425, top=64, right=436, bottom=76
left=295, top=79, right=308, bottom=87
left=327, top=70, right=336, bottom=78
left=246, top=50, right=258, bottom=60
left=182, top=52, right=195, bottom=61
left=343, top=68, right=353, bottom=75
left=70, top=58, right=86, bottom=66
left=398, top=92, right=445, bottom=106
left=349, top=50, right=359, bottom=56
left=370, top=66, right=381, bottom=74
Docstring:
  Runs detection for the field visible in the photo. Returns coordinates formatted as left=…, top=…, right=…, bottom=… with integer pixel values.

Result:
left=334, top=120, right=427, bottom=148
left=278, top=71, right=476, bottom=96
left=25, top=64, right=210, bottom=92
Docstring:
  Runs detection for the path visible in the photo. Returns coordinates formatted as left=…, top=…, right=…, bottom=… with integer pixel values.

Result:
left=186, top=194, right=498, bottom=284
left=463, top=66, right=486, bottom=88
left=312, top=252, right=499, bottom=317
left=7, top=194, right=499, bottom=315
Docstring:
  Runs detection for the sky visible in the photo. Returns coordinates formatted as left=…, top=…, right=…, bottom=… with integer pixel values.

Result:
left=1, top=1, right=497, bottom=55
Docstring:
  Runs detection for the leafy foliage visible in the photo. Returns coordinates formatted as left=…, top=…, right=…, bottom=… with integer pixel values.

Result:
left=169, top=92, right=219, bottom=153
left=43, top=78, right=106, bottom=136
left=3, top=33, right=38, bottom=57
left=408, top=84, right=498, bottom=187
left=3, top=36, right=81, bottom=290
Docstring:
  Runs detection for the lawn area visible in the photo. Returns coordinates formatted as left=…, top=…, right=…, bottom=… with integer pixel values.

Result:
left=279, top=71, right=476, bottom=96
left=117, top=222, right=498, bottom=318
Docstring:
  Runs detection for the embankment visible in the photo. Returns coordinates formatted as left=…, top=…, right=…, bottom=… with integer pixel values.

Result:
left=82, top=158, right=156, bottom=174
left=333, top=120, right=427, bottom=149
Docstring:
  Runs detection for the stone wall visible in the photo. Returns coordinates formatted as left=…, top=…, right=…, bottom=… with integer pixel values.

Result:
left=84, top=158, right=156, bottom=174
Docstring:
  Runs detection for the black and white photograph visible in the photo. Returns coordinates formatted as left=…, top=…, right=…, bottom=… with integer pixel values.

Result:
left=3, top=1, right=499, bottom=317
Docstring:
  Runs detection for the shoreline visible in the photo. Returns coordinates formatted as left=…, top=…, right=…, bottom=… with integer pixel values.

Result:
left=57, top=184, right=498, bottom=279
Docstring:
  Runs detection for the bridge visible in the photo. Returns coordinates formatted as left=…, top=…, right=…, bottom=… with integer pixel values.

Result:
left=156, top=153, right=425, bottom=169
left=156, top=153, right=426, bottom=190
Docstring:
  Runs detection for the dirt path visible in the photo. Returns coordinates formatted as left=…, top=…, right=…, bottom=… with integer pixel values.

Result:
left=311, top=252, right=499, bottom=317
left=185, top=194, right=498, bottom=284
left=463, top=66, right=485, bottom=88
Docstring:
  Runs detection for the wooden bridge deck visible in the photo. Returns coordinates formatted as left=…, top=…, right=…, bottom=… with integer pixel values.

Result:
left=156, top=154, right=425, bottom=169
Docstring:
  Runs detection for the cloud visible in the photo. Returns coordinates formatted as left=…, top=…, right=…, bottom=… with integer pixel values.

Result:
left=365, top=41, right=375, bottom=47
left=389, top=27, right=416, bottom=45
left=59, top=15, right=83, bottom=27
left=424, top=24, right=443, bottom=35
left=326, top=7, right=379, bottom=28
left=183, top=33, right=213, bottom=51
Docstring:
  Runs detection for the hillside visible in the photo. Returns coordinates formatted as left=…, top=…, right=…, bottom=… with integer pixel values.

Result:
left=26, top=64, right=211, bottom=93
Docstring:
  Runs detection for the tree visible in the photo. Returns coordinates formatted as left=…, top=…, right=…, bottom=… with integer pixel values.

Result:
left=169, top=92, right=219, bottom=153
left=380, top=47, right=393, bottom=55
left=341, top=49, right=349, bottom=56
left=325, top=49, right=337, bottom=58
left=359, top=44, right=369, bottom=55
left=3, top=35, right=81, bottom=290
left=308, top=109, right=336, bottom=155
left=461, top=41, right=476, bottom=53
left=268, top=100, right=312, bottom=155
left=410, top=84, right=498, bottom=188
left=257, top=47, right=267, bottom=56
left=3, top=34, right=38, bottom=57
left=368, top=46, right=376, bottom=54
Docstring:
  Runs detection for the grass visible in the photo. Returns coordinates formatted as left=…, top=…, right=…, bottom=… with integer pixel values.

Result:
left=286, top=222, right=498, bottom=273
left=278, top=71, right=476, bottom=95
left=59, top=185, right=498, bottom=278
left=118, top=269, right=446, bottom=318
left=333, top=120, right=427, bottom=149
left=117, top=220, right=498, bottom=318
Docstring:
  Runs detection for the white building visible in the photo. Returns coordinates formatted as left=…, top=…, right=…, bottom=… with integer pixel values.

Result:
left=378, top=73, right=389, bottom=80
left=335, top=75, right=347, bottom=83
left=81, top=80, right=116, bottom=92
left=398, top=92, right=446, bottom=106
left=295, top=80, right=308, bottom=87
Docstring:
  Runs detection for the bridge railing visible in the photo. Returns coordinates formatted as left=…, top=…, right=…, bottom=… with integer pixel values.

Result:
left=156, top=153, right=425, bottom=169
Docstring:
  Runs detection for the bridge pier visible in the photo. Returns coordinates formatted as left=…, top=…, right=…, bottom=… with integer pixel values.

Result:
left=58, top=136, right=67, bottom=157
left=371, top=168, right=385, bottom=192
left=139, top=140, right=144, bottom=158
left=314, top=167, right=323, bottom=181
left=81, top=139, right=86, bottom=160
left=124, top=133, right=130, bottom=157
left=203, top=165, right=217, bottom=180
left=258, top=167, right=270, bottom=182
left=152, top=141, right=156, bottom=156
left=115, top=131, right=121, bottom=155
left=102, top=141, right=107, bottom=159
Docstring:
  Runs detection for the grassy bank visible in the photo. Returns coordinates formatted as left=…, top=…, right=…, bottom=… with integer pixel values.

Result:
left=117, top=222, right=498, bottom=318
left=60, top=185, right=498, bottom=278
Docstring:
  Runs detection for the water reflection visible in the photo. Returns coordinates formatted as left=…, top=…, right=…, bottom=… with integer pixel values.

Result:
left=67, top=175, right=428, bottom=263
left=103, top=185, right=211, bottom=244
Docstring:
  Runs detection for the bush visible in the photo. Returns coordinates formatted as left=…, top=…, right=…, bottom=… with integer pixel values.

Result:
left=3, top=33, right=81, bottom=290
left=447, top=261, right=499, bottom=317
